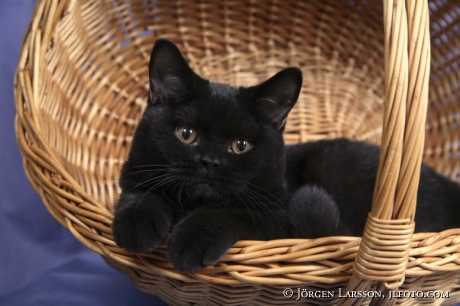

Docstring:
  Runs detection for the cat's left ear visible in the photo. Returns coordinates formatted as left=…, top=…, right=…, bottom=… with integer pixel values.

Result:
left=251, top=68, right=302, bottom=131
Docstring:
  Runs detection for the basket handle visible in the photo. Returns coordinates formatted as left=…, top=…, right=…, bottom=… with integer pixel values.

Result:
left=340, top=0, right=431, bottom=303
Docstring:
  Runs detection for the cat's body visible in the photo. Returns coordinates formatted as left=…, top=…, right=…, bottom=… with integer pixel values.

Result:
left=113, top=39, right=460, bottom=272
left=286, top=139, right=460, bottom=238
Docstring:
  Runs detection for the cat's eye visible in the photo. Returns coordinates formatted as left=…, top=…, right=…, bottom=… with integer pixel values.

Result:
left=176, top=125, right=197, bottom=144
left=231, top=138, right=252, bottom=154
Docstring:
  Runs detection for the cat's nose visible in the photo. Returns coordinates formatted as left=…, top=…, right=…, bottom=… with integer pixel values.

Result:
left=199, top=155, right=221, bottom=168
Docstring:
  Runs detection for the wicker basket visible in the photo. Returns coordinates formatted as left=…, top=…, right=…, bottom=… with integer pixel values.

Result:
left=14, top=0, right=460, bottom=305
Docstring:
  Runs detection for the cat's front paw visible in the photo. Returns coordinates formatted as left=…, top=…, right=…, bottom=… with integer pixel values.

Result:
left=167, top=214, right=236, bottom=271
left=113, top=192, right=172, bottom=253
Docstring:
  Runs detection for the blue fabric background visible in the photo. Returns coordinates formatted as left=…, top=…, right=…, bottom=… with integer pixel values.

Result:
left=0, top=1, right=166, bottom=305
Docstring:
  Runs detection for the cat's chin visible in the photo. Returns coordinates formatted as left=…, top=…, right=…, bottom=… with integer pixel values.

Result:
left=193, top=183, right=216, bottom=199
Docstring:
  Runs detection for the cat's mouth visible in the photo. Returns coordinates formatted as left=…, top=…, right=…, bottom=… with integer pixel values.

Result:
left=192, top=181, right=216, bottom=199
left=193, top=177, right=213, bottom=188
left=176, top=168, right=241, bottom=201
left=195, top=182, right=212, bottom=190
left=189, top=175, right=222, bottom=196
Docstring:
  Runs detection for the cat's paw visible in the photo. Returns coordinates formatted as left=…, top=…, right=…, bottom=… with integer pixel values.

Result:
left=167, top=215, right=236, bottom=271
left=112, top=192, right=172, bottom=253
left=288, top=185, right=351, bottom=238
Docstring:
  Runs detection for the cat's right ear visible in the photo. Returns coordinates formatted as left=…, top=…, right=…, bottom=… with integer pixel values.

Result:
left=148, top=39, right=198, bottom=104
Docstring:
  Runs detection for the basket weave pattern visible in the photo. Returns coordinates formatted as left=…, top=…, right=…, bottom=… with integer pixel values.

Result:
left=15, top=0, right=460, bottom=305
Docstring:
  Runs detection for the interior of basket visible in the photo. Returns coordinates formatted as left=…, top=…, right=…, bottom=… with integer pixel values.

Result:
left=35, top=0, right=459, bottom=210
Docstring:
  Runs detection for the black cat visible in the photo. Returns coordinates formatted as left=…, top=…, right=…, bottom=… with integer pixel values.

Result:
left=286, top=139, right=460, bottom=238
left=113, top=39, right=460, bottom=272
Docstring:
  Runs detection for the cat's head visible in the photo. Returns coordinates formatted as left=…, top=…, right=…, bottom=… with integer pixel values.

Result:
left=121, top=39, right=302, bottom=206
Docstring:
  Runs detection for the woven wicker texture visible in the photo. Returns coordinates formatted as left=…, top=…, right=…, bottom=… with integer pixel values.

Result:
left=14, top=0, right=460, bottom=305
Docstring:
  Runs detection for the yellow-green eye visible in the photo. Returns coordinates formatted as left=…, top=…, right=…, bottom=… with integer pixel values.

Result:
left=177, top=125, right=197, bottom=144
left=231, top=138, right=252, bottom=154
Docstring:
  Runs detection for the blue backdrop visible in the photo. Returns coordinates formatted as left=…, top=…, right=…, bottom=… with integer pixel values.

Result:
left=0, top=1, right=166, bottom=305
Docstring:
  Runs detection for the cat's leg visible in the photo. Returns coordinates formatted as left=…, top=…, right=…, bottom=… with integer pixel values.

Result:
left=112, top=191, right=172, bottom=253
left=167, top=207, right=290, bottom=271
left=288, top=185, right=350, bottom=238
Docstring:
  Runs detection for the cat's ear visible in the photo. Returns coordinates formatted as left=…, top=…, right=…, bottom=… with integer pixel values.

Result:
left=251, top=68, right=302, bottom=131
left=148, top=39, right=199, bottom=104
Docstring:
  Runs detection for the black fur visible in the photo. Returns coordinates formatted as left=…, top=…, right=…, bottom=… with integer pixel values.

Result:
left=112, top=39, right=460, bottom=271
left=285, top=139, right=460, bottom=237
